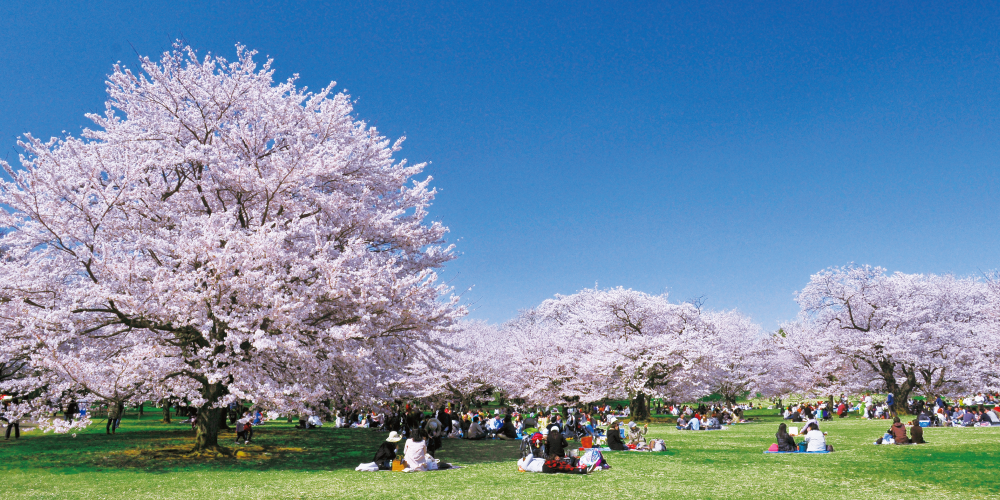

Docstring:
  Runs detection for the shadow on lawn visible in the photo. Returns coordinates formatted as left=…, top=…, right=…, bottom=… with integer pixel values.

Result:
left=0, top=425, right=522, bottom=474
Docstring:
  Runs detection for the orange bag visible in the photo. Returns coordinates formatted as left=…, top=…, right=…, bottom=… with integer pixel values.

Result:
left=580, top=436, right=593, bottom=448
left=391, top=458, right=405, bottom=471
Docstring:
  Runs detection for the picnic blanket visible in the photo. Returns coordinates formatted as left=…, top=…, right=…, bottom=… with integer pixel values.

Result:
left=763, top=450, right=831, bottom=454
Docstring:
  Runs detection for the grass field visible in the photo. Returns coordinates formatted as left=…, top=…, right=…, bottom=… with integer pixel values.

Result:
left=2, top=408, right=998, bottom=499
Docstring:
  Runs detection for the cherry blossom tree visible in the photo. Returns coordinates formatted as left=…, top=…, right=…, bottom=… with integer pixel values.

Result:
left=0, top=44, right=461, bottom=451
left=700, top=309, right=769, bottom=406
left=792, top=265, right=990, bottom=414
left=529, top=287, right=710, bottom=419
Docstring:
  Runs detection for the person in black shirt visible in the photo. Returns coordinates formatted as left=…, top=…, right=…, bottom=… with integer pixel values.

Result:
left=546, top=426, right=569, bottom=457
left=496, top=414, right=518, bottom=440
left=373, top=431, right=403, bottom=470
left=606, top=419, right=626, bottom=451
left=775, top=423, right=797, bottom=452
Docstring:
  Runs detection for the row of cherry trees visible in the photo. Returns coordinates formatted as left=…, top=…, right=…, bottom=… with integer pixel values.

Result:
left=408, top=269, right=1000, bottom=418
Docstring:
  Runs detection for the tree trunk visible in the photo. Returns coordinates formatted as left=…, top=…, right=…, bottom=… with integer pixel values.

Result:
left=162, top=403, right=171, bottom=423
left=193, top=382, right=228, bottom=453
left=218, top=407, right=229, bottom=430
left=194, top=407, right=225, bottom=453
left=878, top=359, right=917, bottom=417
left=630, top=392, right=650, bottom=421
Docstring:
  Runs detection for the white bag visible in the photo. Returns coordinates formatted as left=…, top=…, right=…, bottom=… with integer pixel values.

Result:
left=517, top=456, right=545, bottom=472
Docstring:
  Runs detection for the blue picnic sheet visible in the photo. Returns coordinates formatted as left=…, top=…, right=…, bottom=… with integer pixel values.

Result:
left=763, top=450, right=831, bottom=454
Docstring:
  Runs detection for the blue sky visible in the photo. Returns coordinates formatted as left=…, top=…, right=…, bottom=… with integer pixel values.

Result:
left=2, top=1, right=999, bottom=329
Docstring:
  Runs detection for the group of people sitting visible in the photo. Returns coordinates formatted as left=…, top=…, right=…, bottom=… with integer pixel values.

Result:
left=676, top=412, right=724, bottom=430
left=773, top=422, right=831, bottom=452
left=367, top=429, right=454, bottom=472
left=603, top=418, right=666, bottom=451
left=873, top=417, right=926, bottom=445
left=672, top=404, right=749, bottom=424
left=915, top=405, right=1000, bottom=428
left=783, top=402, right=836, bottom=422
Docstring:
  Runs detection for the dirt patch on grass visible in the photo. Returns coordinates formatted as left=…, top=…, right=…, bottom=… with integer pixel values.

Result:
left=101, top=444, right=306, bottom=467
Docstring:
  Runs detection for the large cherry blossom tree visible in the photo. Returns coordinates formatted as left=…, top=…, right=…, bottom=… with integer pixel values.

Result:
left=0, top=44, right=461, bottom=450
left=791, top=265, right=991, bottom=414
left=700, top=309, right=769, bottom=406
left=526, top=287, right=710, bottom=418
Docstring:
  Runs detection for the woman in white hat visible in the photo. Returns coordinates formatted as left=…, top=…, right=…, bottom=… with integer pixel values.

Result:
left=626, top=421, right=649, bottom=449
left=374, top=431, right=403, bottom=470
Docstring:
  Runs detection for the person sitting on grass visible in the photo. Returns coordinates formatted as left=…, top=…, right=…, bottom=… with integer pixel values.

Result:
left=908, top=420, right=925, bottom=444
left=403, top=429, right=429, bottom=472
left=776, top=423, right=797, bottom=452
left=546, top=426, right=569, bottom=458
left=961, top=409, right=977, bottom=427
left=886, top=417, right=909, bottom=444
left=374, top=431, right=403, bottom=470
left=705, top=414, right=721, bottom=430
left=496, top=414, right=518, bottom=440
left=626, top=422, right=648, bottom=449
left=606, top=419, right=626, bottom=451
left=466, top=416, right=486, bottom=440
left=802, top=422, right=828, bottom=452
left=686, top=414, right=702, bottom=430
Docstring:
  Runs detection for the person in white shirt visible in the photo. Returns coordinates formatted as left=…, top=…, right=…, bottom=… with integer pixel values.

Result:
left=802, top=422, right=827, bottom=452
left=403, top=429, right=429, bottom=471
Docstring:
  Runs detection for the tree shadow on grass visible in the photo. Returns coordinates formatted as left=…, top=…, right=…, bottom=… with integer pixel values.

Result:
left=0, top=425, right=523, bottom=474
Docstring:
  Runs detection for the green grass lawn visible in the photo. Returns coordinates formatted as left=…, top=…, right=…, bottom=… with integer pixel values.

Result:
left=2, top=409, right=998, bottom=499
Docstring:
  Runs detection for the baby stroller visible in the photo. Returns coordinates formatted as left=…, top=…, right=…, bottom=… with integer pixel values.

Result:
left=520, top=432, right=546, bottom=459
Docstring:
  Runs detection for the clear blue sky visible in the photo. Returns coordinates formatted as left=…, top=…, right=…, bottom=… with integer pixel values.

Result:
left=2, top=1, right=999, bottom=329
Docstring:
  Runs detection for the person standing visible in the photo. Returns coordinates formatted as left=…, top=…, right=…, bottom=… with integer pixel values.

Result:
left=106, top=401, right=120, bottom=435
left=3, top=398, right=20, bottom=440
left=65, top=401, right=79, bottom=422
left=435, top=406, right=452, bottom=437
left=424, top=415, right=443, bottom=457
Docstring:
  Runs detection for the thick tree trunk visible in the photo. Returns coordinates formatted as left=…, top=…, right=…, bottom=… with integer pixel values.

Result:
left=162, top=403, right=171, bottom=423
left=878, top=359, right=917, bottom=417
left=630, top=392, right=650, bottom=421
left=193, top=383, right=228, bottom=453
left=194, top=407, right=225, bottom=452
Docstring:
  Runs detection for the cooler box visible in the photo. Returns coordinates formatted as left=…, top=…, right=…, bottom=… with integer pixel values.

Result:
left=919, top=421, right=930, bottom=428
